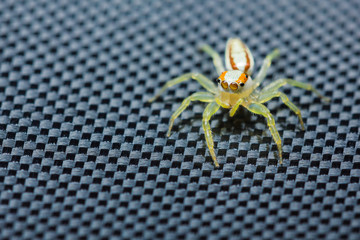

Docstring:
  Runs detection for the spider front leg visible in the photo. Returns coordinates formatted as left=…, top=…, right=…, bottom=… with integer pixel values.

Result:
left=260, top=78, right=330, bottom=102
left=199, top=44, right=225, bottom=75
left=253, top=49, right=280, bottom=87
left=258, top=91, right=305, bottom=130
left=148, top=73, right=217, bottom=103
left=167, top=92, right=215, bottom=136
left=245, top=103, right=283, bottom=164
left=202, top=102, right=220, bottom=167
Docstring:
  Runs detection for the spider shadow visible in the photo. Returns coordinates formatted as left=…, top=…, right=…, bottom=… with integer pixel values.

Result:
left=210, top=107, right=277, bottom=162
left=175, top=104, right=278, bottom=164
left=165, top=97, right=305, bottom=165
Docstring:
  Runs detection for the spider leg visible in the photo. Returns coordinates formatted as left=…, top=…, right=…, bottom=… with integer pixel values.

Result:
left=167, top=92, right=215, bottom=136
left=148, top=73, right=218, bottom=102
left=253, top=49, right=280, bottom=87
left=245, top=103, right=283, bottom=164
left=229, top=98, right=244, bottom=117
left=258, top=91, right=305, bottom=130
left=202, top=102, right=220, bottom=167
left=199, top=44, right=225, bottom=75
left=260, top=78, right=330, bottom=102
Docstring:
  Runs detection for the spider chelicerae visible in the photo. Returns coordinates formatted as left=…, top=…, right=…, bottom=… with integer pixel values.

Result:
left=149, top=38, right=329, bottom=167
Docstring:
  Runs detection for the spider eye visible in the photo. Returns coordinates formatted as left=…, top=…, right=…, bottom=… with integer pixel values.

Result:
left=221, top=81, right=228, bottom=89
left=230, top=82, right=238, bottom=91
left=240, top=82, right=245, bottom=87
left=217, top=78, right=221, bottom=83
left=245, top=74, right=248, bottom=78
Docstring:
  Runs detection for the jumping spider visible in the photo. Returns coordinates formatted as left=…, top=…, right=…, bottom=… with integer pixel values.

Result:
left=149, top=38, right=329, bottom=167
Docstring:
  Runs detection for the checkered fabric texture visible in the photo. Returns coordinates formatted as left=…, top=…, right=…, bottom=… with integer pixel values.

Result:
left=0, top=0, right=360, bottom=239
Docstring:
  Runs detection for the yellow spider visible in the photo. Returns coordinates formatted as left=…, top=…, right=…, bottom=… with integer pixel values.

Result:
left=149, top=38, right=329, bottom=167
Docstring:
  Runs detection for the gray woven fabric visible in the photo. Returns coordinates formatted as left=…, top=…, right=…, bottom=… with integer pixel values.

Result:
left=0, top=0, right=360, bottom=239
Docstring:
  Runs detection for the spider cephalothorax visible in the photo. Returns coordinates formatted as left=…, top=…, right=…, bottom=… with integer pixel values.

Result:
left=149, top=38, right=329, bottom=167
left=217, top=71, right=249, bottom=90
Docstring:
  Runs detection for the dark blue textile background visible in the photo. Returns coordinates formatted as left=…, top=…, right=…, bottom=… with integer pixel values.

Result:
left=0, top=0, right=359, bottom=239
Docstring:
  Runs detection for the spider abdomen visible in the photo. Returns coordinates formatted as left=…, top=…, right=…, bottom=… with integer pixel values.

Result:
left=225, top=38, right=255, bottom=75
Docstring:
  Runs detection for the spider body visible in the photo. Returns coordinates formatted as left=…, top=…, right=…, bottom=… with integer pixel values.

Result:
left=216, top=70, right=255, bottom=108
left=149, top=38, right=329, bottom=167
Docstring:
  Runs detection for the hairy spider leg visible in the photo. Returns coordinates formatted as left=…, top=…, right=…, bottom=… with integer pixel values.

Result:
left=199, top=44, right=225, bottom=75
left=148, top=73, right=217, bottom=103
left=167, top=92, right=215, bottom=136
left=203, top=102, right=220, bottom=167
left=229, top=98, right=244, bottom=117
left=245, top=103, right=283, bottom=164
left=260, top=78, right=330, bottom=102
left=258, top=91, right=305, bottom=130
left=253, top=49, right=280, bottom=87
